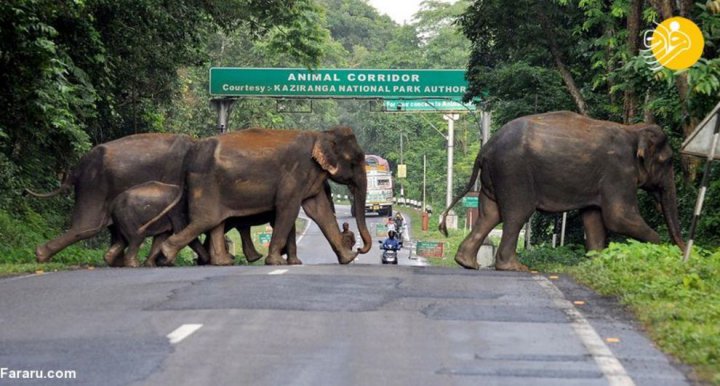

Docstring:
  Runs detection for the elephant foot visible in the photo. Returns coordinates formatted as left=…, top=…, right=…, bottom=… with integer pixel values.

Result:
left=104, top=246, right=124, bottom=266
left=124, top=257, right=141, bottom=268
left=265, top=254, right=288, bottom=265
left=495, top=259, right=529, bottom=272
left=245, top=252, right=264, bottom=263
left=158, top=244, right=179, bottom=266
left=338, top=251, right=358, bottom=265
left=287, top=256, right=303, bottom=265
left=211, top=254, right=234, bottom=266
left=143, top=258, right=157, bottom=268
left=35, top=245, right=52, bottom=263
left=455, top=254, right=480, bottom=270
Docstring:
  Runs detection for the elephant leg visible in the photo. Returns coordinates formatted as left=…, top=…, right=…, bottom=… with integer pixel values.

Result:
left=239, top=226, right=263, bottom=263
left=493, top=200, right=533, bottom=271
left=207, top=223, right=233, bottom=266
left=145, top=234, right=169, bottom=267
left=265, top=208, right=300, bottom=266
left=581, top=208, right=607, bottom=251
left=167, top=209, right=211, bottom=265
left=602, top=202, right=661, bottom=244
left=36, top=216, right=109, bottom=263
left=285, top=224, right=302, bottom=265
left=161, top=221, right=216, bottom=266
left=302, top=192, right=356, bottom=264
left=454, top=191, right=500, bottom=270
left=104, top=225, right=127, bottom=267
left=123, top=241, right=142, bottom=268
left=105, top=242, right=126, bottom=267
left=189, top=237, right=210, bottom=265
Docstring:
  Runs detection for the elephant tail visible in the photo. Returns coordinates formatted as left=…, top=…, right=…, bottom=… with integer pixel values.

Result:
left=137, top=185, right=183, bottom=235
left=24, top=172, right=74, bottom=198
left=439, top=152, right=483, bottom=237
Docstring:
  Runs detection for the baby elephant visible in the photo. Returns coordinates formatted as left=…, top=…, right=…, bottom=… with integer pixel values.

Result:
left=107, top=181, right=205, bottom=267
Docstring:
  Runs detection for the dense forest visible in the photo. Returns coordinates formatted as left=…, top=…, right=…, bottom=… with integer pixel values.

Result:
left=1, top=0, right=719, bottom=261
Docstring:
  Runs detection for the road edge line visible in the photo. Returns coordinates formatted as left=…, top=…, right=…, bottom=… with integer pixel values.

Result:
left=533, top=275, right=635, bottom=386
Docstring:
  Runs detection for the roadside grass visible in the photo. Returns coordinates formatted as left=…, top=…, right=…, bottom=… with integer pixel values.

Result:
left=524, top=241, right=720, bottom=384
left=401, top=207, right=463, bottom=267
left=566, top=242, right=720, bottom=384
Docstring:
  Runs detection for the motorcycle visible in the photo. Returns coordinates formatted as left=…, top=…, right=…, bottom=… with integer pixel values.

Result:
left=378, top=240, right=401, bottom=265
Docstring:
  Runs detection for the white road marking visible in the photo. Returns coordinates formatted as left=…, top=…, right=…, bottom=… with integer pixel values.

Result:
left=534, top=276, right=635, bottom=386
left=166, top=324, right=203, bottom=344
left=268, top=269, right=288, bottom=275
left=296, top=211, right=313, bottom=245
left=0, top=272, right=50, bottom=282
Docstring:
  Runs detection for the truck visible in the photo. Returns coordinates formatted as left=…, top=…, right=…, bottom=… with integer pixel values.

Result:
left=360, top=154, right=394, bottom=216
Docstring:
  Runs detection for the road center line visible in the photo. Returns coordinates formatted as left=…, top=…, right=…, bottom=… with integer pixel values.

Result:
left=533, top=276, right=635, bottom=386
left=167, top=324, right=203, bottom=344
left=268, top=269, right=288, bottom=275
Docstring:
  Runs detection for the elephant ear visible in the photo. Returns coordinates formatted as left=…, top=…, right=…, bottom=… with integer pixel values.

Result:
left=636, top=125, right=665, bottom=163
left=312, top=134, right=339, bottom=175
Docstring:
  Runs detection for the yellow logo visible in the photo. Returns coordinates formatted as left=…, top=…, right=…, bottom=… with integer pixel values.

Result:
left=643, top=17, right=704, bottom=71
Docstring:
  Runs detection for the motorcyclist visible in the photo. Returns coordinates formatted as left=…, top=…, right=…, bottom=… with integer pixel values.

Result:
left=382, top=230, right=401, bottom=251
left=386, top=217, right=396, bottom=233
left=394, top=212, right=404, bottom=234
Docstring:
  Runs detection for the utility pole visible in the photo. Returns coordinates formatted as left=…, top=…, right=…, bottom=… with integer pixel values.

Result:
left=422, top=154, right=427, bottom=212
left=443, top=114, right=459, bottom=229
left=399, top=130, right=404, bottom=199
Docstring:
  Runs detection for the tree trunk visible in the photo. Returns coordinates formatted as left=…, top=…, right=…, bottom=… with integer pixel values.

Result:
left=537, top=7, right=588, bottom=116
left=623, top=0, right=643, bottom=123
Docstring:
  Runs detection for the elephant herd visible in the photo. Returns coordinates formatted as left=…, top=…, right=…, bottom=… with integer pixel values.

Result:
left=29, top=127, right=372, bottom=267
left=30, top=112, right=685, bottom=271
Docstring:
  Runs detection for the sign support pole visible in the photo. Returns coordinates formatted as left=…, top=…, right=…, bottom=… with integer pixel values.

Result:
left=211, top=98, right=237, bottom=133
left=684, top=111, right=720, bottom=262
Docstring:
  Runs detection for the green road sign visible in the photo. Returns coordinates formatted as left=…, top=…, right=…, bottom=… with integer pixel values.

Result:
left=209, top=68, right=467, bottom=98
left=257, top=233, right=272, bottom=247
left=416, top=241, right=445, bottom=258
left=384, top=99, right=476, bottom=112
left=375, top=223, right=388, bottom=237
left=462, top=196, right=479, bottom=208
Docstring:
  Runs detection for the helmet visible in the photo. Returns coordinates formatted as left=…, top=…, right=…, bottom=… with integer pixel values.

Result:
left=387, top=230, right=396, bottom=238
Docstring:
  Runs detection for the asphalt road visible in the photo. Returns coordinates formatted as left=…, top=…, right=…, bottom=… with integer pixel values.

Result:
left=298, top=204, right=425, bottom=266
left=0, top=208, right=692, bottom=386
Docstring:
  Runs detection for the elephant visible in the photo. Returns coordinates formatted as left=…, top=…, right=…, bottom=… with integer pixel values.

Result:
left=104, top=181, right=207, bottom=267
left=26, top=133, right=264, bottom=266
left=205, top=181, right=336, bottom=265
left=107, top=183, right=310, bottom=267
left=158, top=126, right=371, bottom=266
left=27, top=133, right=197, bottom=263
left=440, top=111, right=685, bottom=271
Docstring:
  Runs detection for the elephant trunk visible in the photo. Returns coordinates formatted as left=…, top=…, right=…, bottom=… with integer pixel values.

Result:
left=660, top=173, right=685, bottom=250
left=352, top=185, right=372, bottom=255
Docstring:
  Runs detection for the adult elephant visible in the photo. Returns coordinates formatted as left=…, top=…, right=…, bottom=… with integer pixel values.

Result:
left=159, top=126, right=371, bottom=266
left=440, top=111, right=685, bottom=271
left=28, top=134, right=198, bottom=263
